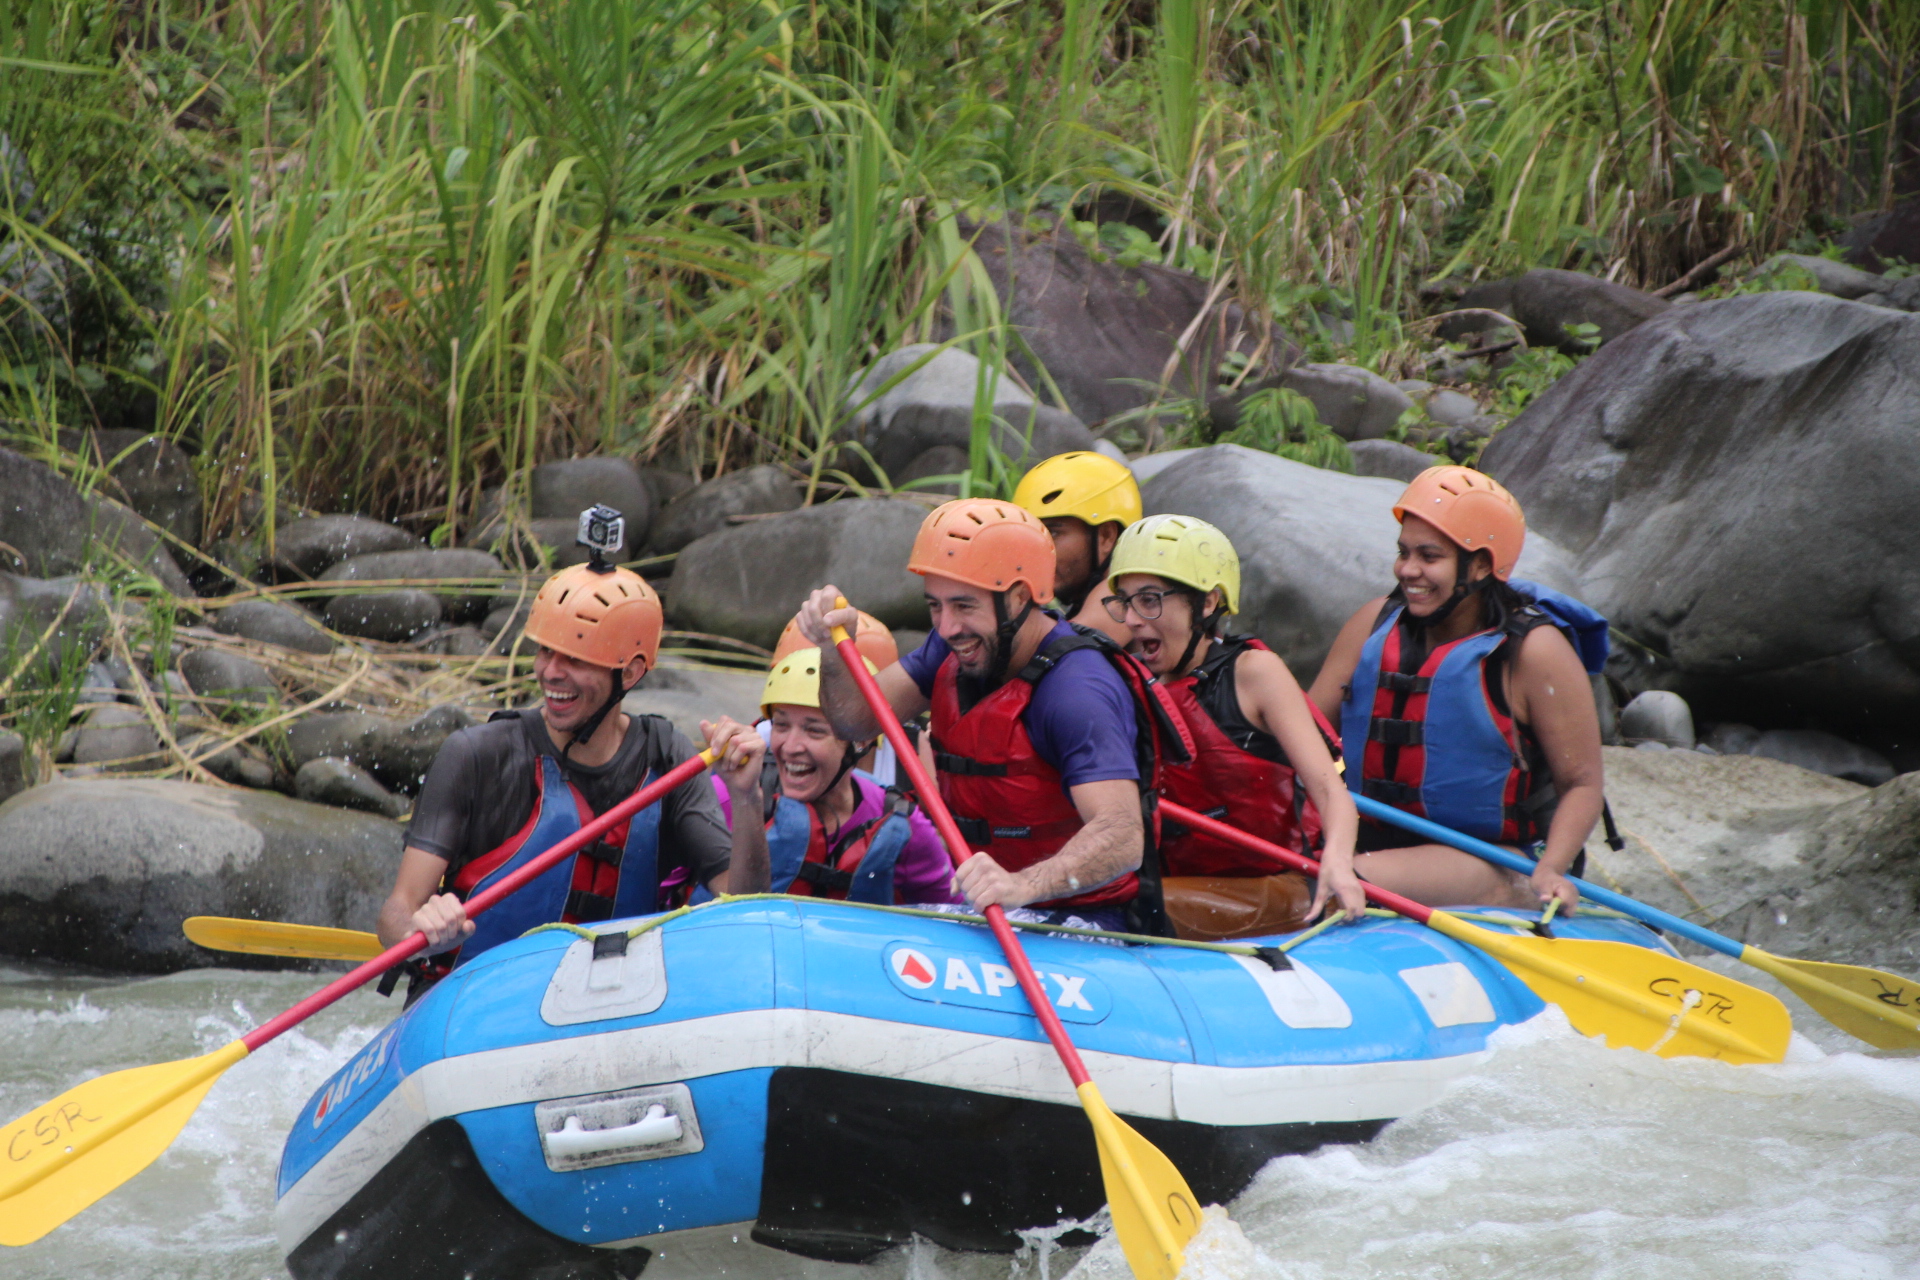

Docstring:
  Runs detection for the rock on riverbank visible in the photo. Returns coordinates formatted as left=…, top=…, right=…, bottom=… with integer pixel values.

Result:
left=0, top=779, right=403, bottom=971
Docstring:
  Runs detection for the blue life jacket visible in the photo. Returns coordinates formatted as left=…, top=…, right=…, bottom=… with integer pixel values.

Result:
left=690, top=771, right=915, bottom=907
left=1339, top=581, right=1608, bottom=846
left=451, top=755, right=664, bottom=966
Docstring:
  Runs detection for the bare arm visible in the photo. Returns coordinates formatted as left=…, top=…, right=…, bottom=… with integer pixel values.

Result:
left=702, top=716, right=771, bottom=895
left=1236, top=647, right=1366, bottom=921
left=1510, top=625, right=1604, bottom=911
left=795, top=585, right=929, bottom=741
left=952, top=778, right=1143, bottom=911
left=1306, top=595, right=1391, bottom=721
left=377, top=846, right=470, bottom=953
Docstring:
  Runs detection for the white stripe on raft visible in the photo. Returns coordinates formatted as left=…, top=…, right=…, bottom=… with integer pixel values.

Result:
left=277, top=1006, right=1497, bottom=1252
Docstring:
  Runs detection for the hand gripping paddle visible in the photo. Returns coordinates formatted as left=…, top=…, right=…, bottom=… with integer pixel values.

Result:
left=1349, top=793, right=1920, bottom=1051
left=0, top=748, right=717, bottom=1247
left=1159, top=801, right=1791, bottom=1065
left=828, top=599, right=1201, bottom=1280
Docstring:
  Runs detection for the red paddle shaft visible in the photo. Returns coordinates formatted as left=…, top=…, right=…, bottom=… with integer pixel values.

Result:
left=832, top=627, right=1094, bottom=1088
left=238, top=750, right=714, bottom=1053
left=1157, top=799, right=1436, bottom=923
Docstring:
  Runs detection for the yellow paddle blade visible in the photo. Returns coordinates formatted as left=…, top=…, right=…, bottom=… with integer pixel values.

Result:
left=1077, top=1081, right=1202, bottom=1280
left=1426, top=913, right=1791, bottom=1065
left=0, top=1041, right=248, bottom=1246
left=1741, top=948, right=1920, bottom=1051
left=184, top=916, right=383, bottom=963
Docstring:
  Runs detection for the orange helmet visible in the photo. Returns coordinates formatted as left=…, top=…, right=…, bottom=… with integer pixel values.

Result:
left=1392, top=466, right=1526, bottom=581
left=772, top=609, right=899, bottom=670
left=906, top=499, right=1055, bottom=603
left=523, top=564, right=663, bottom=671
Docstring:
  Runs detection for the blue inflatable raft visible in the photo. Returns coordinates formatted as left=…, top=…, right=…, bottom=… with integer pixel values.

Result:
left=275, top=897, right=1672, bottom=1279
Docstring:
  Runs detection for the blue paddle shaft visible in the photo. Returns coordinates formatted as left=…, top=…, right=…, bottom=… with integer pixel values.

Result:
left=1350, top=793, right=1741, bottom=958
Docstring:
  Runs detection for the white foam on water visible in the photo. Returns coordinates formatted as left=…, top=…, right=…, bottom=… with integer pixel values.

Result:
left=5, top=962, right=1918, bottom=1279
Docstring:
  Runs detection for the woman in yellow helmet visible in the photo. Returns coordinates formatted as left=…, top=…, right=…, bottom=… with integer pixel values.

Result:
left=710, top=641, right=960, bottom=905
left=1105, top=515, right=1367, bottom=931
left=1014, top=451, right=1140, bottom=646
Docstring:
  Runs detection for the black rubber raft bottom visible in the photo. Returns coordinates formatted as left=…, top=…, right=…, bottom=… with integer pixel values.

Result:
left=289, top=1066, right=1386, bottom=1279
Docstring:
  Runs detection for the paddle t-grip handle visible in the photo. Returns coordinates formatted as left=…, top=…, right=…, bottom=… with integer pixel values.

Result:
left=239, top=748, right=716, bottom=1053
left=830, top=598, right=1093, bottom=1088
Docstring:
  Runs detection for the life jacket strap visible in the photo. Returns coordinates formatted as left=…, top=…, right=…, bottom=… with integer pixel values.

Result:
left=932, top=748, right=1007, bottom=777
left=1368, top=718, right=1425, bottom=746
left=578, top=839, right=623, bottom=868
left=1362, top=777, right=1422, bottom=807
left=1377, top=671, right=1432, bottom=694
left=566, top=888, right=617, bottom=922
left=792, top=861, right=854, bottom=894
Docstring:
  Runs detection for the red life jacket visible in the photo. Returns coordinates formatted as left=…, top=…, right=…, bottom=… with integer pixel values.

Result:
left=781, top=786, right=917, bottom=902
left=1159, top=635, right=1340, bottom=876
left=929, top=626, right=1192, bottom=913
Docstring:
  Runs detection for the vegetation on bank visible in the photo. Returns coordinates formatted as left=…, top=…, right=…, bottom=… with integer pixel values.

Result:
left=2, top=0, right=1915, bottom=542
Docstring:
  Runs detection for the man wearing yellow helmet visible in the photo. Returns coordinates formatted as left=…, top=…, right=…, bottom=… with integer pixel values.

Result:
left=375, top=512, right=770, bottom=979
left=1013, top=451, right=1141, bottom=646
left=714, top=644, right=957, bottom=904
left=1105, top=515, right=1366, bottom=933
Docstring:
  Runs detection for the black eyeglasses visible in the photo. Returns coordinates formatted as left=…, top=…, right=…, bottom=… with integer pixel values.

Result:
left=1103, top=588, right=1174, bottom=622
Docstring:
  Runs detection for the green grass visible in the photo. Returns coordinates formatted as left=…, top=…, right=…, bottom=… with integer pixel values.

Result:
left=0, top=0, right=1913, bottom=546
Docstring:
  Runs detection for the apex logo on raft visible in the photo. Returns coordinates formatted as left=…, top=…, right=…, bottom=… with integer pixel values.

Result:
left=884, top=943, right=1110, bottom=1024
left=311, top=1027, right=398, bottom=1129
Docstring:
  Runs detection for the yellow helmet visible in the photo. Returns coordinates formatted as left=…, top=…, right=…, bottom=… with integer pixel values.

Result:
left=1107, top=514, right=1240, bottom=613
left=760, top=647, right=878, bottom=717
left=1013, top=451, right=1142, bottom=530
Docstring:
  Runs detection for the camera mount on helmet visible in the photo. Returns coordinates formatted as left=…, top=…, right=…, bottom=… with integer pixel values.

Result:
left=576, top=504, right=626, bottom=574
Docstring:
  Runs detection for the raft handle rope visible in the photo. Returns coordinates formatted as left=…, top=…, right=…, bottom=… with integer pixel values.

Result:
left=522, top=893, right=1638, bottom=960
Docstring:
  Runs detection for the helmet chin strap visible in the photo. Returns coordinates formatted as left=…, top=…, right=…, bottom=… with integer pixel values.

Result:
left=563, top=666, right=630, bottom=761
left=1404, top=551, right=1490, bottom=630
left=809, top=740, right=867, bottom=820
left=986, top=590, right=1035, bottom=688
left=1175, top=592, right=1224, bottom=675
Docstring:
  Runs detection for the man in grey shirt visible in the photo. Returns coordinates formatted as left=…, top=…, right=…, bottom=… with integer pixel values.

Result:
left=375, top=560, right=768, bottom=964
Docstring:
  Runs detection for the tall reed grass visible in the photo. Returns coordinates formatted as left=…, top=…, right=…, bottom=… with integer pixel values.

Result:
left=1, top=0, right=1913, bottom=537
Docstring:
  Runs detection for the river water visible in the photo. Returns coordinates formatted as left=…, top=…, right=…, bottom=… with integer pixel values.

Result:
left=4, top=956, right=1915, bottom=1280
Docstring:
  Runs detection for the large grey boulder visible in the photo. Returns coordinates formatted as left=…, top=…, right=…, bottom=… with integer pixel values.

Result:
left=178, top=648, right=280, bottom=718
left=71, top=704, right=162, bottom=770
left=1618, top=690, right=1695, bottom=749
left=1140, top=445, right=1580, bottom=680
left=1444, top=268, right=1671, bottom=352
left=266, top=514, right=419, bottom=581
left=322, top=589, right=443, bottom=642
left=959, top=219, right=1291, bottom=425
left=1578, top=748, right=1920, bottom=980
left=1747, top=729, right=1895, bottom=787
left=668, top=499, right=930, bottom=650
left=1479, top=291, right=1920, bottom=736
left=648, top=464, right=802, bottom=556
left=294, top=757, right=410, bottom=820
left=285, top=704, right=476, bottom=794
left=1347, top=439, right=1436, bottom=482
left=0, top=729, right=25, bottom=804
left=623, top=662, right=766, bottom=744
left=1210, top=364, right=1412, bottom=442
left=0, top=779, right=404, bottom=971
left=841, top=345, right=1095, bottom=482
left=66, top=430, right=202, bottom=552
left=0, top=448, right=191, bottom=595
left=469, top=457, right=653, bottom=566
left=318, top=547, right=505, bottom=623
left=531, top=457, right=652, bottom=539
left=1757, top=253, right=1885, bottom=300
left=211, top=598, right=333, bottom=654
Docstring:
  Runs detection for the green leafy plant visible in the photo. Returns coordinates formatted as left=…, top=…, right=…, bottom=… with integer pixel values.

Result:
left=1220, top=387, right=1354, bottom=472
